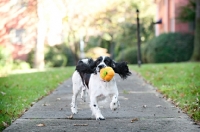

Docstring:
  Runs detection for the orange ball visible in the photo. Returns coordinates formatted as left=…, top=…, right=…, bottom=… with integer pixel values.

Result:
left=100, top=67, right=115, bottom=81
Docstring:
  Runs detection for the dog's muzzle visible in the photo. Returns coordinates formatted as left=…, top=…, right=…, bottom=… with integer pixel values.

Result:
left=96, top=64, right=106, bottom=72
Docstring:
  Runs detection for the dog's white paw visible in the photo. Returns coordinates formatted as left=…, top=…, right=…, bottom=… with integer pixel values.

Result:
left=71, top=104, right=78, bottom=114
left=71, top=107, right=78, bottom=114
left=96, top=115, right=105, bottom=120
left=95, top=112, right=105, bottom=120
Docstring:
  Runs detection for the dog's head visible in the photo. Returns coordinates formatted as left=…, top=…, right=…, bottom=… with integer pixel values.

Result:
left=93, top=56, right=115, bottom=72
left=76, top=56, right=131, bottom=79
left=91, top=56, right=131, bottom=79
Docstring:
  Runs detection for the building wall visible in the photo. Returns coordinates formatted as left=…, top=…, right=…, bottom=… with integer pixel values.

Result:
left=0, top=0, right=66, bottom=61
left=174, top=0, right=190, bottom=33
left=0, top=0, right=38, bottom=60
left=155, top=0, right=193, bottom=36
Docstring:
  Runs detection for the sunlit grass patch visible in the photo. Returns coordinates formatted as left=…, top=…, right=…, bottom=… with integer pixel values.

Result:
left=130, top=62, right=200, bottom=122
left=0, top=67, right=75, bottom=131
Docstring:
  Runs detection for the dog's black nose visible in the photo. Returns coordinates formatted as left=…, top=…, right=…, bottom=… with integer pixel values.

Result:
left=98, top=65, right=105, bottom=69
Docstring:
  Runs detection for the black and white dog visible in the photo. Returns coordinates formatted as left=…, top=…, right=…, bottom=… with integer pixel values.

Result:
left=71, top=56, right=131, bottom=120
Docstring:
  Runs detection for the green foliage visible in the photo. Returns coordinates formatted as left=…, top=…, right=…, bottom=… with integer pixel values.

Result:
left=116, top=48, right=138, bottom=64
left=26, top=49, right=35, bottom=68
left=130, top=62, right=200, bottom=122
left=12, top=60, right=30, bottom=70
left=144, top=33, right=194, bottom=63
left=27, top=44, right=76, bottom=68
left=0, top=67, right=75, bottom=131
left=83, top=0, right=155, bottom=58
left=177, top=0, right=196, bottom=22
left=0, top=46, right=31, bottom=76
left=190, top=0, right=200, bottom=61
left=0, top=46, right=13, bottom=76
left=45, top=44, right=75, bottom=67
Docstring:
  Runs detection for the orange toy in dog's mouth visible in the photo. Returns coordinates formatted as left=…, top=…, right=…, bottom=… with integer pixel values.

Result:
left=100, top=67, right=115, bottom=81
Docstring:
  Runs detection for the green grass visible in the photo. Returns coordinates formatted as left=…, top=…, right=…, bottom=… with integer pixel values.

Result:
left=130, top=62, right=200, bottom=122
left=0, top=67, right=75, bottom=131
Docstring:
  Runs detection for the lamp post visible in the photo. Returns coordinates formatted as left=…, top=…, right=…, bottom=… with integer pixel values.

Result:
left=136, top=9, right=142, bottom=67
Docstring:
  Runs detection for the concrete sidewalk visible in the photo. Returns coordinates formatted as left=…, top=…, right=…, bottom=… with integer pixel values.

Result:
left=3, top=72, right=200, bottom=132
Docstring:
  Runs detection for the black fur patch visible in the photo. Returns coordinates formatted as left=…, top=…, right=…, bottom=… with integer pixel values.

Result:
left=79, top=72, right=91, bottom=88
left=76, top=59, right=95, bottom=74
left=112, top=62, right=132, bottom=79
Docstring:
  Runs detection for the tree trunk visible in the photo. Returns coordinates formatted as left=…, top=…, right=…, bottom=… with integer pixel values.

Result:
left=34, top=0, right=45, bottom=69
left=191, top=0, right=200, bottom=61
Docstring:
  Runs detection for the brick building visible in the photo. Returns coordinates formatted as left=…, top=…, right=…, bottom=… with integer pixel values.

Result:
left=154, top=0, right=194, bottom=36
left=0, top=0, right=38, bottom=60
left=0, top=0, right=65, bottom=61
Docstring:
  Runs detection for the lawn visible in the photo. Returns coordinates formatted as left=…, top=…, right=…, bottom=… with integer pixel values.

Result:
left=0, top=67, right=75, bottom=131
left=1, top=62, right=200, bottom=131
left=130, top=62, right=200, bottom=122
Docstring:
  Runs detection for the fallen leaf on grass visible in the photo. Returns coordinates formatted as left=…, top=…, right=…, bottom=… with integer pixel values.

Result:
left=1, top=91, right=6, bottom=95
left=74, top=124, right=88, bottom=126
left=2, top=121, right=9, bottom=127
left=37, top=123, right=45, bottom=127
left=180, top=93, right=185, bottom=97
left=131, top=118, right=138, bottom=123
left=31, top=102, right=35, bottom=106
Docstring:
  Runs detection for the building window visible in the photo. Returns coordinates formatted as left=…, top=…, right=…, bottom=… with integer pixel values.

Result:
left=10, top=0, right=28, bottom=8
left=9, top=28, right=25, bottom=45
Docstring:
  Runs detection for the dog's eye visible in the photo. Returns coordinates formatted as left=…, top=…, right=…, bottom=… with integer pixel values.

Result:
left=96, top=60, right=100, bottom=64
left=104, top=60, right=110, bottom=65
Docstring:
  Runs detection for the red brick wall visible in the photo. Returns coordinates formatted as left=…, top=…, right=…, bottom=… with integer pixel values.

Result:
left=155, top=0, right=193, bottom=35
left=0, top=0, right=37, bottom=60
left=174, top=0, right=191, bottom=33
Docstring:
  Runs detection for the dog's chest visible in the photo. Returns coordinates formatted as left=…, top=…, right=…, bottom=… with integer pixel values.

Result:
left=89, top=74, right=117, bottom=96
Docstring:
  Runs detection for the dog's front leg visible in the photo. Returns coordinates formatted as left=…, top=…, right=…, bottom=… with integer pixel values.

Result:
left=110, top=94, right=120, bottom=111
left=90, top=96, right=105, bottom=120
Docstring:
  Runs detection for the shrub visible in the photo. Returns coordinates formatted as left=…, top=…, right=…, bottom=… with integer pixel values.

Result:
left=12, top=60, right=31, bottom=70
left=27, top=49, right=35, bottom=68
left=115, top=47, right=138, bottom=64
left=0, top=46, right=31, bottom=76
left=44, top=44, right=76, bottom=67
left=144, top=33, right=194, bottom=63
left=27, top=44, right=76, bottom=68
left=0, top=46, right=13, bottom=76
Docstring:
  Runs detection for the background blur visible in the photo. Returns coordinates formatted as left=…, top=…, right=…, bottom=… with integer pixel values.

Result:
left=0, top=0, right=198, bottom=75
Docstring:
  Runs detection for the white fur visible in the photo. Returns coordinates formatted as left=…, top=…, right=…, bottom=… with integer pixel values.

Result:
left=70, top=57, right=120, bottom=120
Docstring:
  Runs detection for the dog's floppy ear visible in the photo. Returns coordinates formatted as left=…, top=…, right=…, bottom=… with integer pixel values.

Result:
left=76, top=58, right=95, bottom=73
left=112, top=61, right=131, bottom=79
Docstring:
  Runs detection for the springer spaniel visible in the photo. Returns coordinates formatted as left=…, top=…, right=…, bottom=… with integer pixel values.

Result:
left=70, top=56, right=131, bottom=120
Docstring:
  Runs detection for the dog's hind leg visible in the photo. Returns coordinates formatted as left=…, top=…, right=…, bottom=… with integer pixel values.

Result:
left=71, top=86, right=80, bottom=114
left=81, top=86, right=87, bottom=102
left=71, top=71, right=82, bottom=114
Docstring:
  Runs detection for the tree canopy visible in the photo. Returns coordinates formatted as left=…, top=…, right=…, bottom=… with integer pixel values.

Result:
left=62, top=0, right=156, bottom=59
